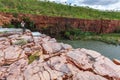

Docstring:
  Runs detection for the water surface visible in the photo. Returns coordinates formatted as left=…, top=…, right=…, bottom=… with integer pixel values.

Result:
left=59, top=40, right=120, bottom=60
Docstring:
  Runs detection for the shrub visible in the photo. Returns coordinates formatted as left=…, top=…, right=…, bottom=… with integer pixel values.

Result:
left=12, top=13, right=18, bottom=18
left=9, top=24, right=15, bottom=28
left=28, top=52, right=40, bottom=64
left=3, top=23, right=15, bottom=28
left=64, top=31, right=70, bottom=38
left=114, top=26, right=120, bottom=33
left=11, top=19, right=20, bottom=28
left=13, top=39, right=27, bottom=46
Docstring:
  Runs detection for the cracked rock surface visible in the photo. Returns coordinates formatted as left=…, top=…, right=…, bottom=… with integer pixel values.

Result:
left=0, top=30, right=120, bottom=80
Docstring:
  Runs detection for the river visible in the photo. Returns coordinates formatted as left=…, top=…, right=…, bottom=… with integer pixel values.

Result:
left=59, top=40, right=120, bottom=60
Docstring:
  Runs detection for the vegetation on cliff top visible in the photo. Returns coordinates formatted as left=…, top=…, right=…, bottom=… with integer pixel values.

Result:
left=0, top=0, right=120, bottom=20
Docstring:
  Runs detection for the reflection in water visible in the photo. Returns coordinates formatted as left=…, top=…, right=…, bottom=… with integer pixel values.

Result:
left=59, top=40, right=120, bottom=60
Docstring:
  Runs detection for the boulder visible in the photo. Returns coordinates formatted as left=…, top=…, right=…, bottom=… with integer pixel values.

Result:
left=0, top=66, right=8, bottom=79
left=66, top=48, right=120, bottom=79
left=60, top=43, right=73, bottom=50
left=0, top=46, right=26, bottom=65
left=21, top=35, right=34, bottom=43
left=113, top=59, right=120, bottom=65
left=73, top=71, right=107, bottom=80
left=0, top=37, right=10, bottom=49
left=6, top=59, right=28, bottom=80
left=42, top=42, right=62, bottom=54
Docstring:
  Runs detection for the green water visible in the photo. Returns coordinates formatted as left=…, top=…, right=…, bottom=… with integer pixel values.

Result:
left=59, top=40, right=120, bottom=60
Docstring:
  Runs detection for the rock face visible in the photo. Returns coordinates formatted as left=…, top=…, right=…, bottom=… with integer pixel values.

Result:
left=0, top=13, right=13, bottom=26
left=32, top=16, right=120, bottom=33
left=0, top=30, right=120, bottom=80
left=0, top=12, right=120, bottom=33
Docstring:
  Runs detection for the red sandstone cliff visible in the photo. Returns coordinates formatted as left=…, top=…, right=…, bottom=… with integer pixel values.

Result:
left=0, top=12, right=120, bottom=33
left=32, top=16, right=120, bottom=33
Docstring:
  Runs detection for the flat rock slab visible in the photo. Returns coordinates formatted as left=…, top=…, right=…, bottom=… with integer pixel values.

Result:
left=0, top=28, right=28, bottom=33
left=0, top=30, right=120, bottom=80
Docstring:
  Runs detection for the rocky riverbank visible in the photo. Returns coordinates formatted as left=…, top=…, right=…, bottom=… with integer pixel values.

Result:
left=0, top=30, right=120, bottom=80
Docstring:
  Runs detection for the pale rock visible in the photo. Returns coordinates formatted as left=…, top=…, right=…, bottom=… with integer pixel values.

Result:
left=42, top=42, right=53, bottom=54
left=33, top=37, right=43, bottom=46
left=8, top=34, right=20, bottom=39
left=24, top=47, right=32, bottom=56
left=73, top=71, right=107, bottom=80
left=81, top=48, right=101, bottom=58
left=47, top=56, right=69, bottom=73
left=60, top=43, right=72, bottom=50
left=113, top=58, right=120, bottom=65
left=66, top=49, right=93, bottom=70
left=0, top=37, right=8, bottom=41
left=22, top=42, right=35, bottom=48
left=0, top=66, right=8, bottom=79
left=42, top=36, right=51, bottom=42
left=49, top=38, right=57, bottom=42
left=24, top=47, right=31, bottom=52
left=93, top=57, right=120, bottom=79
left=3, top=46, right=26, bottom=65
left=42, top=71, right=51, bottom=80
left=0, top=50, right=5, bottom=65
left=21, top=35, right=34, bottom=43
left=42, top=42, right=62, bottom=54
left=6, top=59, right=28, bottom=80
left=31, top=45, right=42, bottom=52
left=0, top=38, right=10, bottom=49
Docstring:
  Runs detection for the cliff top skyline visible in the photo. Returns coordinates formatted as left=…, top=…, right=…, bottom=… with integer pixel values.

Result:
left=48, top=0, right=120, bottom=11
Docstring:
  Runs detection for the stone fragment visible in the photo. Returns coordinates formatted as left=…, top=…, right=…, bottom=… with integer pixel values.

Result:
left=113, top=58, right=120, bottom=65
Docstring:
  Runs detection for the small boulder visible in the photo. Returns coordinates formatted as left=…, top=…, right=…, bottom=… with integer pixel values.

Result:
left=113, top=59, right=120, bottom=65
left=1, top=46, right=26, bottom=65
left=42, top=42, right=62, bottom=54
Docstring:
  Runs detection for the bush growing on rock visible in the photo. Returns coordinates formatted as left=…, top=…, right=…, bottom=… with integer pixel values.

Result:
left=13, top=39, right=28, bottom=46
left=28, top=51, right=40, bottom=64
left=3, top=23, right=15, bottom=28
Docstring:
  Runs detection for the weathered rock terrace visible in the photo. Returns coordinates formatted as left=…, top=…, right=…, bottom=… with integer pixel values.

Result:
left=0, top=30, right=120, bottom=80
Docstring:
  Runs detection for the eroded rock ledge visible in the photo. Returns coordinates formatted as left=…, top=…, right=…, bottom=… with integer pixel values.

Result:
left=0, top=30, right=120, bottom=80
